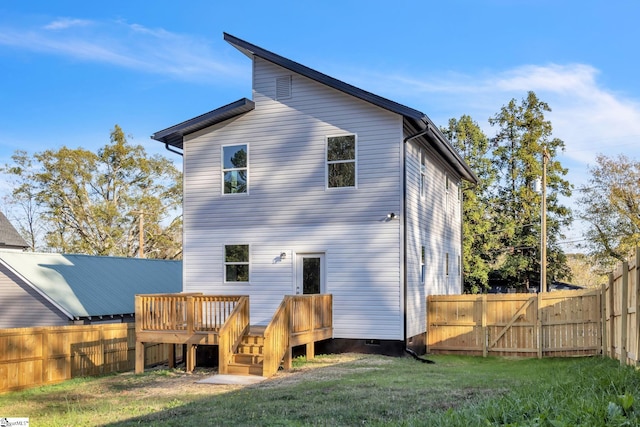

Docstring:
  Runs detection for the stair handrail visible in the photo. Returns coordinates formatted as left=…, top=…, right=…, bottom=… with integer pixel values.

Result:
left=262, top=295, right=292, bottom=377
left=218, top=296, right=250, bottom=374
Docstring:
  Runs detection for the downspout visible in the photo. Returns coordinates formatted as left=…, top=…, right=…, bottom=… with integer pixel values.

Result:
left=165, top=143, right=183, bottom=156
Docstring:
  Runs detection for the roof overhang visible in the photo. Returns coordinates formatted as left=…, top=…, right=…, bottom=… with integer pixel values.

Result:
left=405, top=119, right=479, bottom=184
left=151, top=98, right=255, bottom=149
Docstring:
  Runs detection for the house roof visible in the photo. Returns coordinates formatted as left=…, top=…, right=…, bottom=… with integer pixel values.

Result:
left=0, top=251, right=181, bottom=320
left=0, top=212, right=29, bottom=250
left=152, top=33, right=477, bottom=184
left=151, top=98, right=255, bottom=149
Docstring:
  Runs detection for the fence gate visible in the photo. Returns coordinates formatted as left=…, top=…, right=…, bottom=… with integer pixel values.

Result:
left=427, top=289, right=602, bottom=358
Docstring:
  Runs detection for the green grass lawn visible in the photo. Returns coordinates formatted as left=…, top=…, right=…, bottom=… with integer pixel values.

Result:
left=1, top=354, right=639, bottom=426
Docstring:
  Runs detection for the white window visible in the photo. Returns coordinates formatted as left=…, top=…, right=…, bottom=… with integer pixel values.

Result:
left=420, top=149, right=427, bottom=198
left=222, top=145, right=248, bottom=194
left=224, top=244, right=249, bottom=282
left=445, top=252, right=450, bottom=277
left=421, top=246, right=426, bottom=284
left=327, top=134, right=356, bottom=188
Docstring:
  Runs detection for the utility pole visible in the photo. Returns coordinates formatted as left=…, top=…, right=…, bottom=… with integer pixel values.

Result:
left=138, top=211, right=145, bottom=258
left=540, top=147, right=549, bottom=293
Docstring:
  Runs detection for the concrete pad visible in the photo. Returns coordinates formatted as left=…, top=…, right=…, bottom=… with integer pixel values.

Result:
left=196, top=374, right=267, bottom=385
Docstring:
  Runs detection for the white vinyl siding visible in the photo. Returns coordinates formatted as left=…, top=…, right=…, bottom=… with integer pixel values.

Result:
left=183, top=58, right=403, bottom=340
left=404, top=138, right=464, bottom=338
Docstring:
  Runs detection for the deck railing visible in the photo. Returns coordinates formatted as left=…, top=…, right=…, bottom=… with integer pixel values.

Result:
left=136, top=293, right=332, bottom=376
left=218, top=296, right=250, bottom=374
left=263, top=297, right=291, bottom=377
left=263, top=294, right=333, bottom=377
left=136, top=293, right=246, bottom=333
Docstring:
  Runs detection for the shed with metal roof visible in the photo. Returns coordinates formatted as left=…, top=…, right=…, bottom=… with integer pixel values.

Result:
left=0, top=251, right=181, bottom=328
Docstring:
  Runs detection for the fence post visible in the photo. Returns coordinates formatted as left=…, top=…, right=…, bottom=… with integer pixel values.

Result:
left=609, top=273, right=615, bottom=360
left=621, top=261, right=629, bottom=366
left=482, top=295, right=487, bottom=357
left=635, top=247, right=640, bottom=366
left=601, top=282, right=607, bottom=358
left=537, top=292, right=543, bottom=359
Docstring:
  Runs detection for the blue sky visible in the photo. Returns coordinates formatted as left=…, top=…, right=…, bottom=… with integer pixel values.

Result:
left=1, top=1, right=639, bottom=250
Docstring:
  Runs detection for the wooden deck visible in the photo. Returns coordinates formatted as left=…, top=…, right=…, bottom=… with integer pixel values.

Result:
left=134, top=293, right=332, bottom=376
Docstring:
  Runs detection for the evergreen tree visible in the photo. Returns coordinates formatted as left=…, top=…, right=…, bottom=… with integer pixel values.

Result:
left=442, top=115, right=499, bottom=293
left=489, top=92, right=572, bottom=289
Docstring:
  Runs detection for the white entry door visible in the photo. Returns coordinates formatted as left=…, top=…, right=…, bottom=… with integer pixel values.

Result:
left=295, top=253, right=325, bottom=294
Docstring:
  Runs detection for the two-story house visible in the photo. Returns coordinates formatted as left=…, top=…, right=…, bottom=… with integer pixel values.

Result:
left=151, top=33, right=477, bottom=357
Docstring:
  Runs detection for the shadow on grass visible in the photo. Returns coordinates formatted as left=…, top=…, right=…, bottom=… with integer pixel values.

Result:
left=101, top=354, right=500, bottom=427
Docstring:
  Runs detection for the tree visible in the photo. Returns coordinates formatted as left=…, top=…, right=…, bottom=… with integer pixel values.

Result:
left=578, top=154, right=640, bottom=271
left=442, top=115, right=499, bottom=293
left=489, top=91, right=572, bottom=289
left=1, top=151, right=48, bottom=251
left=4, top=125, right=182, bottom=258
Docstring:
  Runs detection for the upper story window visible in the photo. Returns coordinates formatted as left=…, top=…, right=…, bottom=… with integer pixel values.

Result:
left=327, top=134, right=356, bottom=188
left=222, top=144, right=248, bottom=194
left=420, top=148, right=427, bottom=198
left=224, top=244, right=249, bottom=282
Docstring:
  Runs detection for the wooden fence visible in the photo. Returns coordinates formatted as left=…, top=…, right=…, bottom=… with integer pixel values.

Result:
left=427, top=289, right=602, bottom=357
left=0, top=323, right=180, bottom=393
left=604, top=248, right=640, bottom=366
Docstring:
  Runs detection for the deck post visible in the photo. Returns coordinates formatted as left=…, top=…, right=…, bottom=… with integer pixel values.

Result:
left=134, top=295, right=144, bottom=374
left=306, top=342, right=315, bottom=360
left=135, top=341, right=145, bottom=374
left=283, top=346, right=292, bottom=370
left=186, top=344, right=196, bottom=373
left=168, top=344, right=175, bottom=369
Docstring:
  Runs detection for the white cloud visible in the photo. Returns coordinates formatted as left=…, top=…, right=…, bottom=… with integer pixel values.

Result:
left=358, top=63, right=640, bottom=170
left=43, top=18, right=93, bottom=31
left=348, top=62, right=640, bottom=245
left=0, top=19, right=245, bottom=82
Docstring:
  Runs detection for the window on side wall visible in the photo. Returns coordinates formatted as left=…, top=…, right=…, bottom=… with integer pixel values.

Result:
left=421, top=246, right=426, bottom=284
left=445, top=252, right=449, bottom=276
left=222, top=144, right=248, bottom=194
left=224, top=244, right=249, bottom=282
left=327, top=134, right=356, bottom=188
left=420, top=149, right=426, bottom=198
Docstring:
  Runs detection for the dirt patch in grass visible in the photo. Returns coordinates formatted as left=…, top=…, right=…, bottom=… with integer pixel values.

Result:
left=85, top=353, right=369, bottom=398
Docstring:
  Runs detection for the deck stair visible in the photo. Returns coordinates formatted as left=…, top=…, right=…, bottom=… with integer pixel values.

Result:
left=227, top=326, right=267, bottom=376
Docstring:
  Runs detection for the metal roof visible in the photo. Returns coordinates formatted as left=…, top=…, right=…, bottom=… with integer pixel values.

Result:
left=151, top=33, right=477, bottom=184
left=0, top=212, right=28, bottom=249
left=151, top=98, right=255, bottom=149
left=0, top=251, right=181, bottom=319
